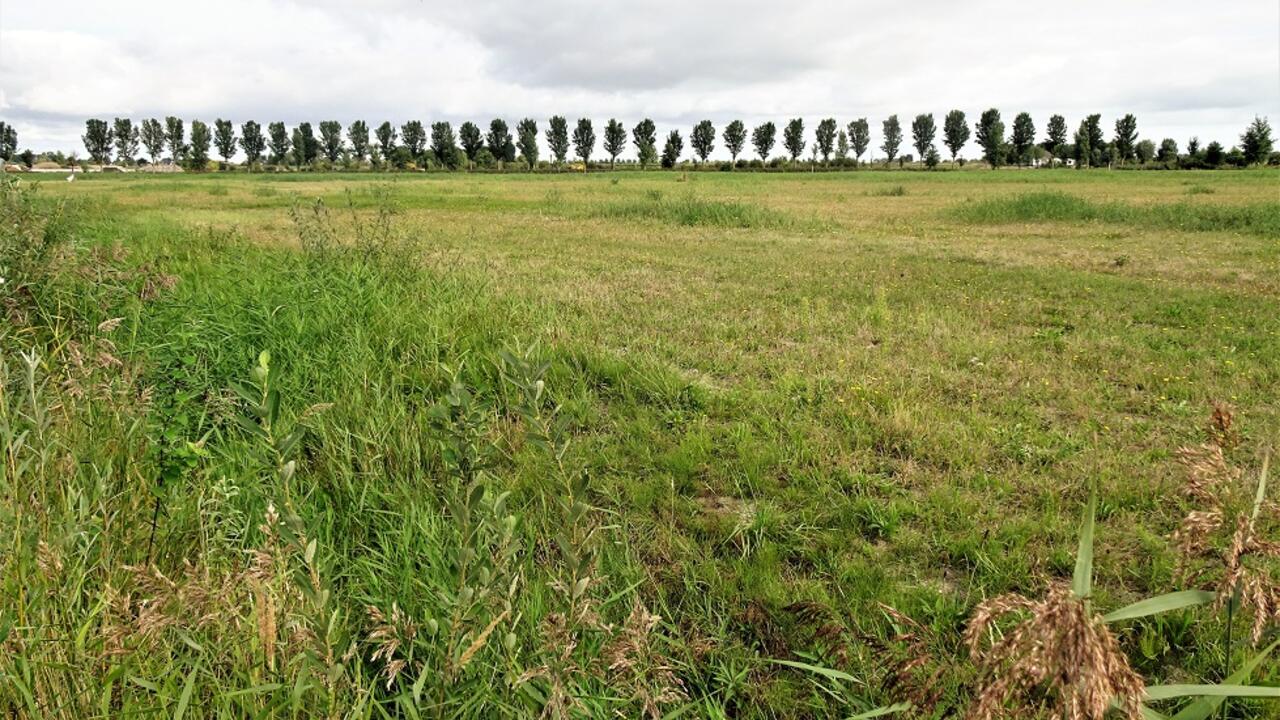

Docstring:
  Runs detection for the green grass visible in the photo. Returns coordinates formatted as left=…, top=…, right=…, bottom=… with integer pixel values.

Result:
left=591, top=190, right=793, bottom=228
left=953, top=189, right=1280, bottom=237
left=2, top=168, right=1279, bottom=718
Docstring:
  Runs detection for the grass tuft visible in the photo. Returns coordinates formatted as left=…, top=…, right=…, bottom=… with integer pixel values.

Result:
left=593, top=192, right=790, bottom=228
left=953, top=190, right=1280, bottom=237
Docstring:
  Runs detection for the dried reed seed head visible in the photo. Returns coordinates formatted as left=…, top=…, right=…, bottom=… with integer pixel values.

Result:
left=1172, top=509, right=1224, bottom=569
left=1215, top=514, right=1280, bottom=644
left=1175, top=444, right=1239, bottom=507
left=966, top=584, right=1145, bottom=720
left=366, top=603, right=419, bottom=688
left=1209, top=403, right=1240, bottom=449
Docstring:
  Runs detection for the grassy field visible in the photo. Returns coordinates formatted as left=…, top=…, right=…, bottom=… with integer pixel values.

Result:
left=2, top=167, right=1279, bottom=718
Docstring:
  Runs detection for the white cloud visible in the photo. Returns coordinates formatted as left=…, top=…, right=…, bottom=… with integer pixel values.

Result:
left=1, top=0, right=1276, bottom=159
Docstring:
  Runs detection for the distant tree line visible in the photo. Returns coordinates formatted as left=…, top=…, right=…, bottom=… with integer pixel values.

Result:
left=1, top=113, right=1276, bottom=172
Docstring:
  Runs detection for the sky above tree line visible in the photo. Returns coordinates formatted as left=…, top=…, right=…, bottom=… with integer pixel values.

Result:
left=2, top=0, right=1276, bottom=160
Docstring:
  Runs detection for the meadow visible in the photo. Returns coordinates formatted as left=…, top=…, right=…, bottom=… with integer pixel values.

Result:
left=2, top=167, right=1278, bottom=718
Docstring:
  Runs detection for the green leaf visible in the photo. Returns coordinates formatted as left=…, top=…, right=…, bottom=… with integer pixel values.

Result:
left=770, top=659, right=859, bottom=684
left=1102, top=590, right=1215, bottom=623
left=1073, top=492, right=1097, bottom=599
left=1169, top=639, right=1278, bottom=720
left=174, top=665, right=199, bottom=720
left=848, top=703, right=913, bottom=719
left=1146, top=685, right=1280, bottom=701
left=233, top=414, right=267, bottom=438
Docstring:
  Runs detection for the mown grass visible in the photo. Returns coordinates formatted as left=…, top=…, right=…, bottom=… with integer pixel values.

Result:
left=3, top=168, right=1279, bottom=718
left=953, top=190, right=1280, bottom=238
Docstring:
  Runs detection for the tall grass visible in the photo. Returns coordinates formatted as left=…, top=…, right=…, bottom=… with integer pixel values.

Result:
left=592, top=191, right=790, bottom=229
left=2, top=175, right=1277, bottom=718
left=953, top=190, right=1280, bottom=238
left=0, top=185, right=691, bottom=718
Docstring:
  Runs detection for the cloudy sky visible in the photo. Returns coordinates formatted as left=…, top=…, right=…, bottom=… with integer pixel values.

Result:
left=2, top=0, right=1277, bottom=160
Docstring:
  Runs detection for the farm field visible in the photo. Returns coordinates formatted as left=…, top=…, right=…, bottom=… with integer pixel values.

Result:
left=3, top=168, right=1279, bottom=717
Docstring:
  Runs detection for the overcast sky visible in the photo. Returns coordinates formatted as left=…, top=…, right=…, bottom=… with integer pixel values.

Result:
left=2, top=0, right=1277, bottom=160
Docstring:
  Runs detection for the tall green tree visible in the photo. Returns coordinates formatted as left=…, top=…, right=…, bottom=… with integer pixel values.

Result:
left=317, top=121, right=343, bottom=162
left=1010, top=112, right=1035, bottom=165
left=1073, top=120, right=1092, bottom=168
left=1112, top=114, right=1138, bottom=163
left=660, top=129, right=683, bottom=168
left=291, top=122, right=317, bottom=166
left=747, top=120, right=778, bottom=159
left=188, top=120, right=211, bottom=169
left=1204, top=141, right=1224, bottom=166
left=347, top=120, right=369, bottom=161
left=375, top=122, right=397, bottom=160
left=140, top=118, right=166, bottom=162
left=835, top=130, right=849, bottom=161
left=430, top=122, right=459, bottom=169
left=487, top=119, right=516, bottom=164
left=240, top=121, right=266, bottom=166
left=1156, top=138, right=1178, bottom=163
left=516, top=118, right=538, bottom=170
left=752, top=121, right=776, bottom=162
left=1043, top=114, right=1068, bottom=163
left=723, top=120, right=746, bottom=165
left=164, top=117, right=186, bottom=162
left=401, top=121, right=426, bottom=164
left=459, top=122, right=483, bottom=162
left=632, top=118, right=657, bottom=169
left=603, top=119, right=626, bottom=169
left=691, top=120, right=715, bottom=165
left=943, top=110, right=968, bottom=161
left=213, top=119, right=237, bottom=164
left=1240, top=116, right=1273, bottom=165
left=112, top=117, right=139, bottom=164
left=267, top=122, right=290, bottom=165
left=848, top=118, right=870, bottom=165
left=881, top=115, right=902, bottom=163
left=975, top=109, right=1004, bottom=168
left=1083, top=114, right=1105, bottom=165
left=1135, top=139, right=1155, bottom=163
left=815, top=118, right=837, bottom=163
left=0, top=122, right=15, bottom=161
left=1186, top=136, right=1201, bottom=158
left=572, top=118, right=595, bottom=168
left=546, top=116, right=570, bottom=168
left=82, top=119, right=113, bottom=164
left=783, top=118, right=806, bottom=161
left=911, top=113, right=936, bottom=165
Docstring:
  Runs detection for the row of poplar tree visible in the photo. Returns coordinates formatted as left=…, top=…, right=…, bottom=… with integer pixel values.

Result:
left=2, top=111, right=1274, bottom=171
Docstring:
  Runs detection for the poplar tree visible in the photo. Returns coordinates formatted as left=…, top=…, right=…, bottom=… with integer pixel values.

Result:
left=975, top=109, right=1005, bottom=168
left=213, top=119, right=237, bottom=163
left=240, top=120, right=266, bottom=166
left=881, top=115, right=902, bottom=163
left=516, top=118, right=539, bottom=169
left=783, top=118, right=806, bottom=161
left=848, top=118, right=870, bottom=165
left=943, top=110, right=969, bottom=161
left=752, top=121, right=776, bottom=161
left=603, top=119, right=626, bottom=168
left=632, top=118, right=657, bottom=169
left=691, top=120, right=716, bottom=165
left=723, top=120, right=746, bottom=165
left=911, top=113, right=936, bottom=164
left=546, top=116, right=570, bottom=167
